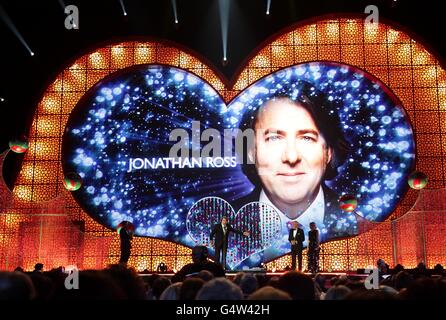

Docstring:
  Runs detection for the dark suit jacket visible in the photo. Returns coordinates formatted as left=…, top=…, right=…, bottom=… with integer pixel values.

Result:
left=233, top=184, right=358, bottom=242
left=288, top=228, right=305, bottom=249
left=119, top=228, right=132, bottom=248
left=210, top=223, right=244, bottom=248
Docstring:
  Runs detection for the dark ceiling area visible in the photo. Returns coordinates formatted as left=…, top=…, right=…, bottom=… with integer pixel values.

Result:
left=0, top=0, right=442, bottom=188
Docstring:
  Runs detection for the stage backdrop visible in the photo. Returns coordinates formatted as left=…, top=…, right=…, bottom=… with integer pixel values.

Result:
left=1, top=15, right=446, bottom=271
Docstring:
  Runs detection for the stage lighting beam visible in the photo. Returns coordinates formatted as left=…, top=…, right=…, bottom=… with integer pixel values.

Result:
left=0, top=5, right=35, bottom=57
left=119, top=0, right=127, bottom=16
left=58, top=0, right=66, bottom=10
left=218, top=0, right=230, bottom=65
left=171, top=0, right=179, bottom=24
left=266, top=0, right=271, bottom=15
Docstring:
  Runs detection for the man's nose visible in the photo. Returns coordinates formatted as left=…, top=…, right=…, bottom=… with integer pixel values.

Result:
left=282, top=139, right=301, bottom=164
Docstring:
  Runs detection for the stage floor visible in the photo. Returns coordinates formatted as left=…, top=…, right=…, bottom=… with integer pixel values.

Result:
left=138, top=271, right=369, bottom=278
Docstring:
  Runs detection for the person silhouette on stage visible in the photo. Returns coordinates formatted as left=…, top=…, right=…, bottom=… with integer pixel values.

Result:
left=289, top=221, right=305, bottom=271
left=119, top=221, right=133, bottom=265
left=210, top=216, right=250, bottom=269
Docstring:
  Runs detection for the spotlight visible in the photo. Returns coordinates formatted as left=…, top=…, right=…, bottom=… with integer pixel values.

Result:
left=0, top=5, right=35, bottom=56
left=218, top=0, right=229, bottom=69
left=266, top=0, right=271, bottom=15
left=171, top=0, right=179, bottom=25
left=0, top=97, right=4, bottom=102
left=222, top=57, right=228, bottom=66
left=30, top=51, right=35, bottom=56
left=119, top=0, right=128, bottom=16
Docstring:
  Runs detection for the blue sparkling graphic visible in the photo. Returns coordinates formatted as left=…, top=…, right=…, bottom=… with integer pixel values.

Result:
left=62, top=62, right=415, bottom=252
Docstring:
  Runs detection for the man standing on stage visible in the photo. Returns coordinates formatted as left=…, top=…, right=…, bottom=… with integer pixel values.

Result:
left=119, top=221, right=133, bottom=265
left=210, top=216, right=250, bottom=269
left=288, top=221, right=305, bottom=271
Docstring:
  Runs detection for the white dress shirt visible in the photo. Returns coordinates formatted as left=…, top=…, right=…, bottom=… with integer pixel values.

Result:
left=259, top=186, right=325, bottom=247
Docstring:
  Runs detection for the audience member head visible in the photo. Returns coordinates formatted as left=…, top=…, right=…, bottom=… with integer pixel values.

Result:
left=197, top=270, right=214, bottom=282
left=29, top=273, right=54, bottom=300
left=433, top=264, right=444, bottom=275
left=239, top=273, right=259, bottom=297
left=196, top=278, right=243, bottom=300
left=344, top=288, right=398, bottom=300
left=401, top=277, right=446, bottom=300
left=394, top=271, right=414, bottom=291
left=104, top=264, right=147, bottom=300
left=248, top=286, right=291, bottom=300
left=377, top=259, right=389, bottom=274
left=276, top=271, right=315, bottom=300
left=159, top=282, right=182, bottom=300
left=0, top=272, right=36, bottom=300
left=192, top=246, right=209, bottom=264
left=324, top=285, right=351, bottom=300
left=393, top=264, right=404, bottom=274
left=266, top=276, right=280, bottom=288
left=379, top=285, right=399, bottom=296
left=415, top=262, right=427, bottom=274
left=180, top=278, right=205, bottom=300
left=151, top=276, right=171, bottom=300
left=54, top=270, right=125, bottom=300
left=33, top=263, right=44, bottom=273
left=314, top=273, right=327, bottom=293
left=232, top=272, right=245, bottom=286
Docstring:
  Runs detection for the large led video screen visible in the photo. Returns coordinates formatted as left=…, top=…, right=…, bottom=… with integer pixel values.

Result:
left=62, top=62, right=415, bottom=269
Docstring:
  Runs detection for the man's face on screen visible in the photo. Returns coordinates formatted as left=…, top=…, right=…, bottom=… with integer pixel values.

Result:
left=251, top=98, right=331, bottom=211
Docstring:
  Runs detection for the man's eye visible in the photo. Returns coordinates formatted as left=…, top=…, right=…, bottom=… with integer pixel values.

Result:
left=301, top=136, right=316, bottom=142
left=266, top=135, right=282, bottom=142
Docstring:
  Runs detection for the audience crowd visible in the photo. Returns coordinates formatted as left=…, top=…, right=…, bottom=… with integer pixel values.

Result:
left=1, top=246, right=445, bottom=300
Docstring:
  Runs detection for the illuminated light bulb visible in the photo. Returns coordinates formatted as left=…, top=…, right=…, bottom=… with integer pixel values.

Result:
left=89, top=52, right=103, bottom=67
left=388, top=29, right=400, bottom=42
left=14, top=185, right=32, bottom=200
left=326, top=23, right=338, bottom=36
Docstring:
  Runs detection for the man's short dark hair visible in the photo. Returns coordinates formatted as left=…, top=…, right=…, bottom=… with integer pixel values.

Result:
left=237, top=80, right=349, bottom=188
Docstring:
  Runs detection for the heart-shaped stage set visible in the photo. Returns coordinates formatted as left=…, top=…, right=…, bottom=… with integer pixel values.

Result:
left=1, top=16, right=445, bottom=272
